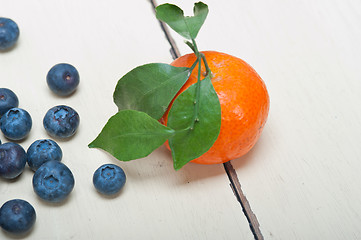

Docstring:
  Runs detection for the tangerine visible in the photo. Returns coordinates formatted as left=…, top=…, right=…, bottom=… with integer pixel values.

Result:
left=161, top=51, right=270, bottom=165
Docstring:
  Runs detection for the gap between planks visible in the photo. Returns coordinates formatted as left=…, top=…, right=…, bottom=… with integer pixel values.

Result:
left=223, top=162, right=263, bottom=240
left=149, top=1, right=263, bottom=239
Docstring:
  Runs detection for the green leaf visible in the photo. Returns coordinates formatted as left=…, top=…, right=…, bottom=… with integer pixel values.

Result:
left=156, top=2, right=209, bottom=40
left=113, top=63, right=190, bottom=120
left=167, top=76, right=221, bottom=170
left=88, top=110, right=175, bottom=161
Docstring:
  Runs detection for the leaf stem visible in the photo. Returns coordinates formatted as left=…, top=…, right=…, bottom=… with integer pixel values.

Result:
left=182, top=38, right=213, bottom=131
left=191, top=38, right=200, bottom=55
left=185, top=41, right=212, bottom=78
left=190, top=50, right=202, bottom=131
left=200, top=53, right=212, bottom=78
left=185, top=40, right=196, bottom=53
left=193, top=55, right=202, bottom=128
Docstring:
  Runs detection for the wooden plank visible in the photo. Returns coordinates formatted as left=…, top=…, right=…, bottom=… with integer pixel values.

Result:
left=0, top=0, right=254, bottom=239
left=231, top=1, right=361, bottom=239
left=154, top=0, right=361, bottom=239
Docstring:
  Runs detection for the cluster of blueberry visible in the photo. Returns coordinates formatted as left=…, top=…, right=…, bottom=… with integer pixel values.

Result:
left=1, top=17, right=127, bottom=236
left=0, top=86, right=78, bottom=235
left=0, top=89, right=80, bottom=141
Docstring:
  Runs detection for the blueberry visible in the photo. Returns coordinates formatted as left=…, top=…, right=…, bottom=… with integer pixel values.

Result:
left=43, top=105, right=79, bottom=139
left=0, top=88, right=19, bottom=116
left=0, top=142, right=27, bottom=179
left=0, top=17, right=19, bottom=51
left=93, top=164, right=126, bottom=195
left=27, top=139, right=62, bottom=171
left=0, top=199, right=36, bottom=234
left=0, top=108, right=32, bottom=140
left=32, top=160, right=75, bottom=203
left=46, top=63, right=80, bottom=96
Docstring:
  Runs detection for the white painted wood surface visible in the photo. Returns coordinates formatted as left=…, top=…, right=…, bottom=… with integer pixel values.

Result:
left=157, top=0, right=361, bottom=239
left=2, top=0, right=361, bottom=239
left=0, top=1, right=253, bottom=239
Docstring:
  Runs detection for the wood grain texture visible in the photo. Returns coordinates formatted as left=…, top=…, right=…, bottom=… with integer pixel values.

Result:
left=0, top=0, right=253, bottom=239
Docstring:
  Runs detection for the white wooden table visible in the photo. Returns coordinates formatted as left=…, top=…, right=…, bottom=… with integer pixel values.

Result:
left=1, top=0, right=360, bottom=239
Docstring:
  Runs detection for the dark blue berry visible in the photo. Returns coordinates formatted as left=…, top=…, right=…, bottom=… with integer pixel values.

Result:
left=0, top=199, right=36, bottom=234
left=0, top=88, right=19, bottom=116
left=0, top=17, right=19, bottom=51
left=46, top=63, right=80, bottom=96
left=0, top=108, right=32, bottom=140
left=32, top=160, right=75, bottom=203
left=0, top=142, right=27, bottom=179
left=93, top=164, right=126, bottom=195
left=43, top=105, right=79, bottom=139
left=27, top=139, right=62, bottom=171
